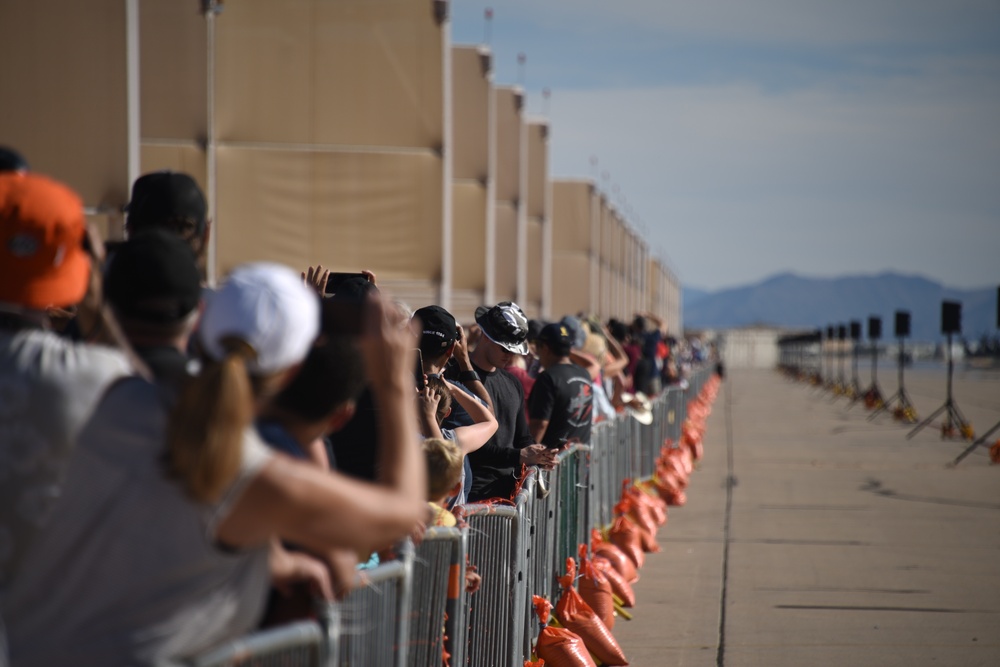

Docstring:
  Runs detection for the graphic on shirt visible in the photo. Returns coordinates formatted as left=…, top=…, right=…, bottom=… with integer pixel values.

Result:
left=567, top=379, right=593, bottom=428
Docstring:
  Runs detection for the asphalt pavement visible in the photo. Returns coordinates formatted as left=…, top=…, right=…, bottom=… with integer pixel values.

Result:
left=615, top=365, right=1000, bottom=667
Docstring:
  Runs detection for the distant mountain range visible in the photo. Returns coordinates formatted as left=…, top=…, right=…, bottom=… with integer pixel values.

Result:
left=683, top=272, right=997, bottom=343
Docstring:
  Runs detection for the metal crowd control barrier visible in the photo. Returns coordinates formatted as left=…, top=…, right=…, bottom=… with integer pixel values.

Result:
left=160, top=620, right=328, bottom=667
left=165, top=368, right=716, bottom=667
left=459, top=503, right=524, bottom=667
left=555, top=446, right=590, bottom=583
left=587, top=383, right=691, bottom=531
left=332, top=542, right=413, bottom=667
left=408, top=527, right=467, bottom=667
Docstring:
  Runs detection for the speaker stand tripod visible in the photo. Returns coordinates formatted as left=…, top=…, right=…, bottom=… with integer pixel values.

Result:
left=822, top=342, right=835, bottom=392
left=862, top=341, right=885, bottom=410
left=831, top=345, right=847, bottom=397
left=869, top=336, right=916, bottom=423
left=951, top=419, right=1000, bottom=465
left=846, top=342, right=865, bottom=407
left=906, top=333, right=973, bottom=440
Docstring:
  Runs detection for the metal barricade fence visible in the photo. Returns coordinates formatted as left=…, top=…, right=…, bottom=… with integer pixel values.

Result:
left=515, top=474, right=538, bottom=661
left=162, top=620, right=328, bottom=667
left=666, top=384, right=683, bottom=445
left=409, top=527, right=466, bottom=667
left=554, top=445, right=589, bottom=577
left=444, top=531, right=470, bottom=667
left=524, top=469, right=557, bottom=605
left=589, top=419, right=620, bottom=530
left=165, top=367, right=722, bottom=667
left=460, top=503, right=525, bottom=667
left=331, top=544, right=413, bottom=667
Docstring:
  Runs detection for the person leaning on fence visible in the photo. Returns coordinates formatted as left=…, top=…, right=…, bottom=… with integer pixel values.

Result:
left=0, top=172, right=134, bottom=664
left=528, top=323, right=594, bottom=448
left=108, top=232, right=344, bottom=618
left=124, top=170, right=210, bottom=267
left=3, top=262, right=427, bottom=666
left=254, top=314, right=374, bottom=621
left=414, top=304, right=496, bottom=503
left=422, top=375, right=498, bottom=507
left=255, top=305, right=367, bottom=468
left=422, top=437, right=483, bottom=594
left=505, top=317, right=544, bottom=410
left=316, top=271, right=393, bottom=482
left=102, top=228, right=202, bottom=395
left=458, top=301, right=558, bottom=502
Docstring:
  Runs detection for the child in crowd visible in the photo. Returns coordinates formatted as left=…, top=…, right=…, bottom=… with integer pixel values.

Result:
left=419, top=375, right=498, bottom=508
left=423, top=437, right=463, bottom=527
left=422, top=438, right=481, bottom=593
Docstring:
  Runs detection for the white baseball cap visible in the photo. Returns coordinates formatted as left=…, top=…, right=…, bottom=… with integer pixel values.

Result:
left=199, top=262, right=319, bottom=374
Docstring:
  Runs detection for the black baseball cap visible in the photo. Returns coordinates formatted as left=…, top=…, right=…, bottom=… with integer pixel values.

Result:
left=475, top=301, right=529, bottom=355
left=527, top=318, right=545, bottom=342
left=537, top=322, right=573, bottom=356
left=104, top=229, right=202, bottom=323
left=0, top=146, right=29, bottom=172
left=125, top=171, right=207, bottom=235
left=413, top=305, right=457, bottom=355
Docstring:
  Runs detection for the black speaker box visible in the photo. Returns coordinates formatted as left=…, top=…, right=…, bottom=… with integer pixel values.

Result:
left=868, top=317, right=882, bottom=340
left=838, top=324, right=847, bottom=340
left=850, top=321, right=861, bottom=340
left=826, top=325, right=834, bottom=340
left=894, top=311, right=910, bottom=338
left=942, top=301, right=961, bottom=334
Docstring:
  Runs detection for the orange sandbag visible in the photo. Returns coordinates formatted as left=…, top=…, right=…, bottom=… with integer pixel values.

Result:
left=622, top=488, right=663, bottom=551
left=632, top=484, right=667, bottom=527
left=555, top=565, right=629, bottom=666
left=593, top=556, right=636, bottom=608
left=532, top=595, right=597, bottom=667
left=614, top=496, right=657, bottom=554
left=665, top=489, right=687, bottom=506
left=525, top=661, right=544, bottom=667
left=670, top=446, right=694, bottom=476
left=659, top=451, right=691, bottom=484
left=591, top=529, right=639, bottom=583
left=536, top=628, right=598, bottom=667
left=619, top=485, right=657, bottom=537
left=609, top=515, right=645, bottom=569
left=577, top=545, right=615, bottom=629
left=654, top=468, right=686, bottom=498
left=646, top=493, right=668, bottom=527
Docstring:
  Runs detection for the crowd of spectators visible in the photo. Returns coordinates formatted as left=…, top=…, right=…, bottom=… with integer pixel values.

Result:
left=0, top=155, right=693, bottom=665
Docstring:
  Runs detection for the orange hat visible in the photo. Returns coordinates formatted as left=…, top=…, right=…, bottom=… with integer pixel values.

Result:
left=0, top=172, right=90, bottom=309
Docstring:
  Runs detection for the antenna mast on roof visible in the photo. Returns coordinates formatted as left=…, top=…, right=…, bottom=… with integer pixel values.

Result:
left=484, top=7, right=493, bottom=46
left=517, top=52, right=526, bottom=87
left=542, top=87, right=551, bottom=117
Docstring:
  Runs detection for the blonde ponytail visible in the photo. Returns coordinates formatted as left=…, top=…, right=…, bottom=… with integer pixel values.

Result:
left=167, top=337, right=256, bottom=504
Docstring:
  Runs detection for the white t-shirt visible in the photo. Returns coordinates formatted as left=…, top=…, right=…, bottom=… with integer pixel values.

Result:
left=2, top=376, right=274, bottom=667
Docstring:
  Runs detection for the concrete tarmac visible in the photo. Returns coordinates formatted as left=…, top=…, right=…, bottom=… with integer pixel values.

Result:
left=615, top=365, right=1000, bottom=667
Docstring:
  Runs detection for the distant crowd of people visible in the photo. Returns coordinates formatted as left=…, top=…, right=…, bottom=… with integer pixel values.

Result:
left=0, top=148, right=697, bottom=665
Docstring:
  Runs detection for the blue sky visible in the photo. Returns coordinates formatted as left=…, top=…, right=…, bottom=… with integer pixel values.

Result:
left=451, top=1, right=1000, bottom=292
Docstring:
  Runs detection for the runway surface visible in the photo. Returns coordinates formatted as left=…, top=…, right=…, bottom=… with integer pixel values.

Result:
left=615, top=366, right=1000, bottom=667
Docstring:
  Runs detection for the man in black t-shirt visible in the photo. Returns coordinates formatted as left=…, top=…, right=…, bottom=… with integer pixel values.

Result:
left=463, top=302, right=558, bottom=501
left=528, top=323, right=593, bottom=448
